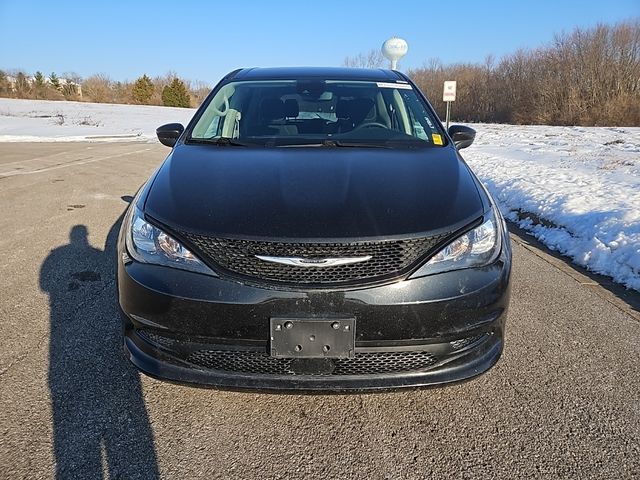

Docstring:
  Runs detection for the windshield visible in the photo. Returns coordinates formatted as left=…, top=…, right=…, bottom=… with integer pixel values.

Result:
left=189, top=79, right=446, bottom=147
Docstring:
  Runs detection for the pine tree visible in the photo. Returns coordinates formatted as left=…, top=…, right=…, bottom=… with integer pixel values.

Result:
left=50, top=72, right=61, bottom=90
left=34, top=71, right=45, bottom=88
left=132, top=74, right=154, bottom=104
left=162, top=78, right=191, bottom=108
left=0, top=70, right=7, bottom=95
left=33, top=71, right=46, bottom=99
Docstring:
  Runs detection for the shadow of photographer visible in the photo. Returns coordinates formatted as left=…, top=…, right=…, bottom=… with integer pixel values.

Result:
left=40, top=199, right=159, bottom=479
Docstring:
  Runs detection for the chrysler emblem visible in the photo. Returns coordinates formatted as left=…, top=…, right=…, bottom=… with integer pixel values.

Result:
left=255, top=255, right=372, bottom=268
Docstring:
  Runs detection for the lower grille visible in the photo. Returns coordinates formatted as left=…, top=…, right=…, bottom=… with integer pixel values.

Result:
left=185, top=349, right=439, bottom=376
left=138, top=329, right=175, bottom=348
left=137, top=329, right=490, bottom=377
left=179, top=233, right=450, bottom=287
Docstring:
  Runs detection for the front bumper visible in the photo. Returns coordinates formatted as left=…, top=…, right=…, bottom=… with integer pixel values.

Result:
left=118, top=234, right=511, bottom=391
left=124, top=326, right=503, bottom=391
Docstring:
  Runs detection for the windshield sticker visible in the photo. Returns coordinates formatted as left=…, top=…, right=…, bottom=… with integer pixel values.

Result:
left=424, top=116, right=435, bottom=129
left=376, top=82, right=413, bottom=90
left=432, top=134, right=443, bottom=145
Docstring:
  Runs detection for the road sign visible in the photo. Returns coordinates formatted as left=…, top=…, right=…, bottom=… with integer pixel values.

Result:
left=443, top=81, right=457, bottom=102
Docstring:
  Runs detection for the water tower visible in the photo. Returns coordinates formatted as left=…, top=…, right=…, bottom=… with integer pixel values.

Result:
left=381, top=37, right=408, bottom=70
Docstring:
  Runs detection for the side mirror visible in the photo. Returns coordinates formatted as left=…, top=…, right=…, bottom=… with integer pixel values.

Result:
left=448, top=125, right=476, bottom=150
left=156, top=123, right=184, bottom=147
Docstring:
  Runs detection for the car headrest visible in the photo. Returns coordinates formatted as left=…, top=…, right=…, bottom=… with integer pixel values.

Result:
left=283, top=99, right=299, bottom=118
left=335, top=98, right=375, bottom=123
left=349, top=98, right=375, bottom=124
left=336, top=99, right=350, bottom=119
left=260, top=97, right=285, bottom=121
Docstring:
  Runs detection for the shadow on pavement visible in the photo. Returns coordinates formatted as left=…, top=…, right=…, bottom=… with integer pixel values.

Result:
left=40, top=197, right=159, bottom=479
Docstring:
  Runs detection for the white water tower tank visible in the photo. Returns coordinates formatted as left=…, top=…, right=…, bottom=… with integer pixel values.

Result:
left=381, top=37, right=408, bottom=70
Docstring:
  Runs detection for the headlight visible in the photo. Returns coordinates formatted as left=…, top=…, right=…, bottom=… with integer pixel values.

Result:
left=125, top=207, right=216, bottom=276
left=410, top=210, right=500, bottom=278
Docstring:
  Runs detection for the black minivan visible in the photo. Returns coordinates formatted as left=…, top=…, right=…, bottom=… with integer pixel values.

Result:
left=118, top=67, right=511, bottom=391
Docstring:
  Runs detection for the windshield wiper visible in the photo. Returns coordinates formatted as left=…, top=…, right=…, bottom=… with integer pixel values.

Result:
left=278, top=140, right=392, bottom=148
left=188, top=137, right=251, bottom=147
left=191, top=138, right=395, bottom=148
left=320, top=139, right=391, bottom=149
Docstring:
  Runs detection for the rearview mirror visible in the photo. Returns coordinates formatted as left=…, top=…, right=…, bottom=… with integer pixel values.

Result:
left=156, top=123, right=184, bottom=147
left=448, top=125, right=476, bottom=150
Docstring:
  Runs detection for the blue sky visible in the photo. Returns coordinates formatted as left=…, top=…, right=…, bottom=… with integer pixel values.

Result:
left=1, top=0, right=638, bottom=84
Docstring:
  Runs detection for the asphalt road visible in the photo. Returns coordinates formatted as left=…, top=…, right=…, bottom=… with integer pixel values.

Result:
left=0, top=142, right=639, bottom=480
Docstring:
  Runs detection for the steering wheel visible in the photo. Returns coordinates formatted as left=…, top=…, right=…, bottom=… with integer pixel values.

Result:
left=352, top=121, right=388, bottom=131
left=210, top=94, right=230, bottom=116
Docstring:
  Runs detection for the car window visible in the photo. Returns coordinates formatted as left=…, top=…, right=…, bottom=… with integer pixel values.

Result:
left=189, top=79, right=445, bottom=148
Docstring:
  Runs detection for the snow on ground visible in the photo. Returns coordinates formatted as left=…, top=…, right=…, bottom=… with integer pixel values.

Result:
left=0, top=98, right=195, bottom=142
left=0, top=99, right=638, bottom=290
left=465, top=124, right=640, bottom=291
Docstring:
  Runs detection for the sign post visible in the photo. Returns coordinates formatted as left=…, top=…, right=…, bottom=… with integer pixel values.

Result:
left=442, top=81, right=457, bottom=130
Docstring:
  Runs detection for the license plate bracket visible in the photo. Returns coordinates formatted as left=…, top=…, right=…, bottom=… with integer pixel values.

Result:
left=270, top=317, right=356, bottom=359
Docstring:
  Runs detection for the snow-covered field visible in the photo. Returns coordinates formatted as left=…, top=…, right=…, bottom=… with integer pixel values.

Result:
left=0, top=98, right=195, bottom=142
left=465, top=124, right=640, bottom=291
left=1, top=98, right=639, bottom=291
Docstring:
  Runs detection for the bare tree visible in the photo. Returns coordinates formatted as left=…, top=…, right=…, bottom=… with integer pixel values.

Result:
left=188, top=79, right=211, bottom=108
left=13, top=71, right=32, bottom=98
left=343, top=49, right=387, bottom=68
left=407, top=20, right=640, bottom=126
left=82, top=74, right=114, bottom=103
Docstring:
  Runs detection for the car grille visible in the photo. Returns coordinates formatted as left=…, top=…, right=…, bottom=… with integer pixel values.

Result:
left=179, top=233, right=450, bottom=287
left=185, top=349, right=439, bottom=376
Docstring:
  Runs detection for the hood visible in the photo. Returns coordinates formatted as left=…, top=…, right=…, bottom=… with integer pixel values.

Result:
left=144, top=144, right=484, bottom=239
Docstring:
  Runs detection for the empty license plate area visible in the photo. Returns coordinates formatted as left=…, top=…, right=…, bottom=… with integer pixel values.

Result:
left=270, top=317, right=356, bottom=359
